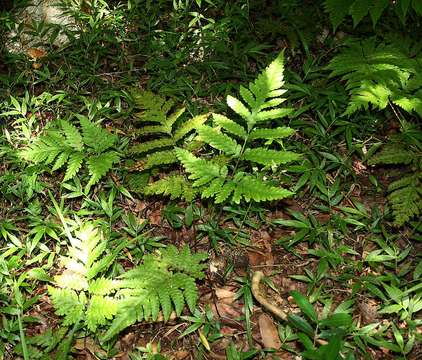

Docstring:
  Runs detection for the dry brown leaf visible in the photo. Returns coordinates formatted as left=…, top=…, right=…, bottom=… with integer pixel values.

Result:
left=27, top=47, right=47, bottom=60
left=173, top=350, right=190, bottom=359
left=148, top=209, right=161, bottom=225
left=258, top=314, right=281, bottom=349
left=215, top=288, right=236, bottom=302
left=32, top=62, right=43, bottom=69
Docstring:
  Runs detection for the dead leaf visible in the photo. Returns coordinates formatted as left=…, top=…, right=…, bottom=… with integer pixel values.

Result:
left=32, top=62, right=43, bottom=69
left=173, top=350, right=190, bottom=359
left=148, top=209, right=161, bottom=225
left=27, top=47, right=47, bottom=60
left=259, top=314, right=281, bottom=349
left=215, top=288, right=236, bottom=303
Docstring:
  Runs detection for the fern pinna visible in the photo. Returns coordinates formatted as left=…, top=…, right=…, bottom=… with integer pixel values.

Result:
left=327, top=37, right=422, bottom=116
left=48, top=222, right=207, bottom=340
left=324, top=0, right=422, bottom=30
left=128, top=89, right=208, bottom=201
left=21, top=115, right=120, bottom=190
left=368, top=121, right=422, bottom=226
left=176, top=52, right=301, bottom=204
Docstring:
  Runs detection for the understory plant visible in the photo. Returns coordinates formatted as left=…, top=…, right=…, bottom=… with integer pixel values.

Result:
left=128, top=89, right=208, bottom=201
left=21, top=115, right=121, bottom=191
left=176, top=51, right=301, bottom=204
left=368, top=119, right=422, bottom=226
left=48, top=221, right=207, bottom=342
left=327, top=36, right=422, bottom=116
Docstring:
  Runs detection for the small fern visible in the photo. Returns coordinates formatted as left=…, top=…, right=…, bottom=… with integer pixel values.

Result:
left=324, top=0, right=422, bottom=30
left=103, top=245, right=207, bottom=341
left=49, top=222, right=207, bottom=340
left=128, top=89, right=208, bottom=200
left=327, top=37, right=422, bottom=116
left=21, top=115, right=120, bottom=190
left=368, top=121, right=422, bottom=226
left=176, top=52, right=301, bottom=204
left=48, top=222, right=119, bottom=332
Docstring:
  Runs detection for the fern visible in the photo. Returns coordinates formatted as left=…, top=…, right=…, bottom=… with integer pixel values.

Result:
left=327, top=37, right=422, bottom=116
left=48, top=222, right=119, bottom=332
left=368, top=122, right=422, bottom=226
left=324, top=0, right=422, bottom=30
left=102, top=245, right=207, bottom=341
left=49, top=222, right=207, bottom=339
left=21, top=116, right=120, bottom=190
left=128, top=89, right=208, bottom=200
left=176, top=52, right=300, bottom=204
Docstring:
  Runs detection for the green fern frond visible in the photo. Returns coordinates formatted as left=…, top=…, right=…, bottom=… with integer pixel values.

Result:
left=129, top=138, right=175, bottom=154
left=212, top=114, right=247, bottom=139
left=327, top=37, right=422, bottom=116
left=173, top=113, right=209, bottom=142
left=86, top=295, right=118, bottom=332
left=324, top=0, right=420, bottom=29
left=197, top=125, right=241, bottom=156
left=63, top=152, right=84, bottom=181
left=249, top=126, right=295, bottom=140
left=243, top=148, right=301, bottom=166
left=144, top=150, right=178, bottom=169
left=174, top=52, right=298, bottom=205
left=78, top=115, right=117, bottom=153
left=129, top=89, right=209, bottom=201
left=175, top=148, right=227, bottom=186
left=88, top=277, right=115, bottom=295
left=61, top=120, right=83, bottom=151
left=21, top=116, right=120, bottom=188
left=48, top=287, right=85, bottom=326
left=102, top=245, right=207, bottom=341
left=387, top=173, right=422, bottom=226
left=368, top=145, right=415, bottom=165
left=86, top=151, right=120, bottom=187
left=144, top=175, right=196, bottom=201
left=132, top=89, right=175, bottom=123
left=232, top=174, right=294, bottom=203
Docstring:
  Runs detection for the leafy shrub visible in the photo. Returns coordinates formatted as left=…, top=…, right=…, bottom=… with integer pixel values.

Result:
left=176, top=51, right=301, bottom=204
left=21, top=115, right=120, bottom=190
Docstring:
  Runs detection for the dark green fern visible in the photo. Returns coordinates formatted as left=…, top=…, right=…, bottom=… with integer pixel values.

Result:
left=327, top=37, right=422, bottom=116
left=368, top=121, right=422, bottom=226
left=176, top=51, right=301, bottom=204
left=103, top=245, right=207, bottom=341
left=128, top=89, right=207, bottom=201
left=324, top=0, right=422, bottom=30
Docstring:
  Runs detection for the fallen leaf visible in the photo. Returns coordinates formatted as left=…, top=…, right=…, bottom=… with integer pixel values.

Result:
left=258, top=313, right=281, bottom=349
left=173, top=350, right=190, bottom=359
left=27, top=47, right=47, bottom=60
